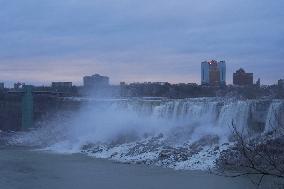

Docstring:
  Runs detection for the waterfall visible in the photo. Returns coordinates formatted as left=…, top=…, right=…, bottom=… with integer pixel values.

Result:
left=152, top=99, right=219, bottom=122
left=89, top=98, right=282, bottom=142
left=216, top=101, right=251, bottom=141
left=265, top=101, right=284, bottom=133
left=8, top=98, right=284, bottom=152
left=7, top=97, right=284, bottom=171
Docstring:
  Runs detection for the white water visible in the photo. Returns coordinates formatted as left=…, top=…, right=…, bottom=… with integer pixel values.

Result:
left=8, top=98, right=284, bottom=170
left=265, top=101, right=283, bottom=132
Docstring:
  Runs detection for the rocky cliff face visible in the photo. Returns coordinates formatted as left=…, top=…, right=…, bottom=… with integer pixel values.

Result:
left=0, top=94, right=22, bottom=131
left=0, top=94, right=81, bottom=131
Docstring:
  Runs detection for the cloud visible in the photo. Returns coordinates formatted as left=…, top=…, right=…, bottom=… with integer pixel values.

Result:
left=0, top=0, right=283, bottom=85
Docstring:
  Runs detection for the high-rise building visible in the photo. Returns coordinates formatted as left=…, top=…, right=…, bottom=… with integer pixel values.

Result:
left=218, top=61, right=226, bottom=85
left=201, top=60, right=226, bottom=86
left=233, top=68, right=253, bottom=86
left=83, top=74, right=110, bottom=89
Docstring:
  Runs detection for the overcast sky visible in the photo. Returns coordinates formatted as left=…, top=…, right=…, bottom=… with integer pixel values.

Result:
left=0, top=0, right=283, bottom=86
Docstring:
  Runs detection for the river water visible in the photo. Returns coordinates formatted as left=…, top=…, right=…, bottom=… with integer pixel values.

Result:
left=0, top=146, right=262, bottom=189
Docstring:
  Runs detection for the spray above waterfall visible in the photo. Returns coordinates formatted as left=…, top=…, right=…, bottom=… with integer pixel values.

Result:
left=9, top=98, right=283, bottom=148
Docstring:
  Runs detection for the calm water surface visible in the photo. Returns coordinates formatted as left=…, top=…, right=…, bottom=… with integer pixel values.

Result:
left=0, top=146, right=272, bottom=189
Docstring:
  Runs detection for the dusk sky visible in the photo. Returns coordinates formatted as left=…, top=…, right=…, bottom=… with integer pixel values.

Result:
left=0, top=0, right=283, bottom=86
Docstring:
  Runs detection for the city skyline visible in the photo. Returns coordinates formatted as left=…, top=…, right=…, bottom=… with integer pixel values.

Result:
left=0, top=0, right=283, bottom=86
left=0, top=61, right=282, bottom=88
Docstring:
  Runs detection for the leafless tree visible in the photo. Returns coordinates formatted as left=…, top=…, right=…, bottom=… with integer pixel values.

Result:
left=214, top=116, right=284, bottom=188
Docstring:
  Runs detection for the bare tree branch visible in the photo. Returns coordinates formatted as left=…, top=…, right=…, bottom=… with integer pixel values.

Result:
left=213, top=120, right=284, bottom=188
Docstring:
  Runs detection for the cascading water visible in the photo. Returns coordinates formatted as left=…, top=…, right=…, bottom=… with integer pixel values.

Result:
left=216, top=101, right=251, bottom=140
left=152, top=99, right=219, bottom=122
left=7, top=98, right=284, bottom=170
left=265, top=101, right=284, bottom=133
